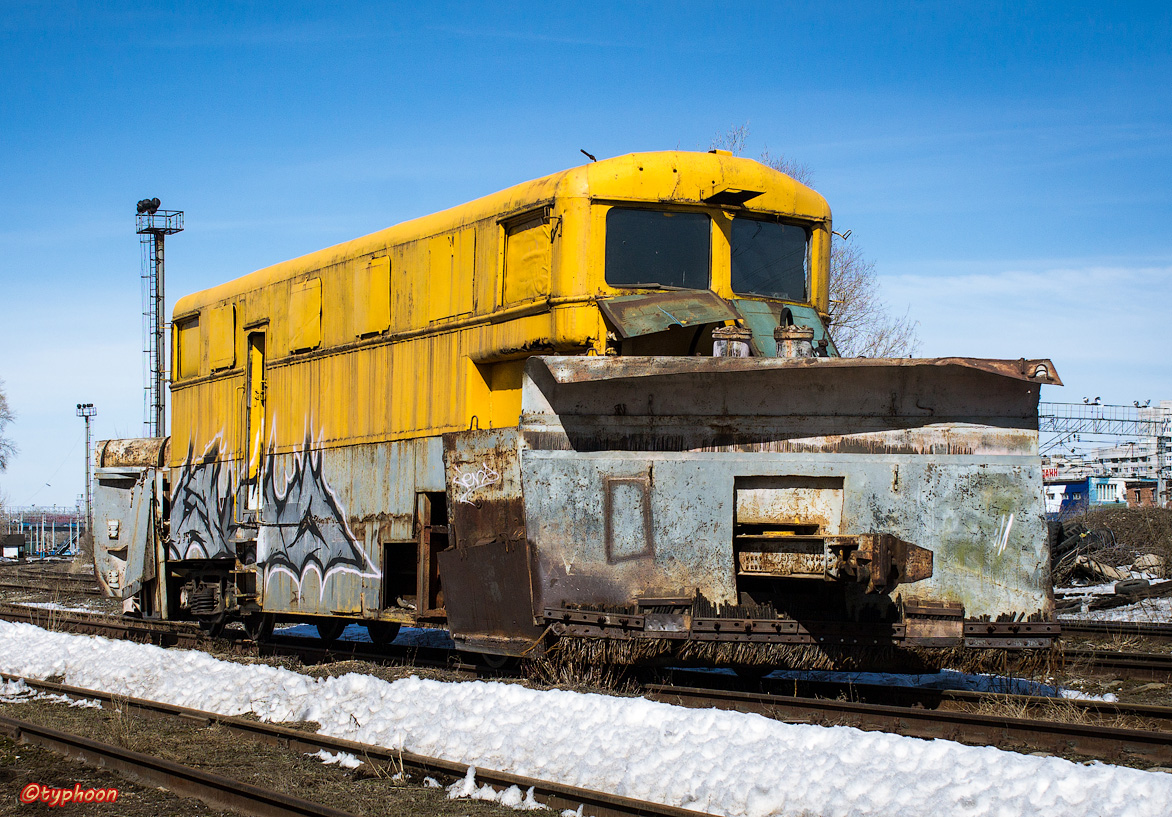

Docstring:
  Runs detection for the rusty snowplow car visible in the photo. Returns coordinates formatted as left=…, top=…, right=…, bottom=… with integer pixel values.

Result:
left=93, top=150, right=1061, bottom=667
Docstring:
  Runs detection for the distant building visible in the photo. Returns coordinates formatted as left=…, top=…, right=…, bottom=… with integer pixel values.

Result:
left=1043, top=400, right=1170, bottom=511
left=1044, top=476, right=1128, bottom=517
left=1125, top=479, right=1160, bottom=507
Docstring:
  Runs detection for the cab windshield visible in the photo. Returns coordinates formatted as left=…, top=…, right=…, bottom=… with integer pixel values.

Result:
left=730, top=217, right=808, bottom=301
left=605, top=208, right=710, bottom=289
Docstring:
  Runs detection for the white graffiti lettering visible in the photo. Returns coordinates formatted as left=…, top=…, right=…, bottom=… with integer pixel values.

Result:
left=453, top=464, right=501, bottom=505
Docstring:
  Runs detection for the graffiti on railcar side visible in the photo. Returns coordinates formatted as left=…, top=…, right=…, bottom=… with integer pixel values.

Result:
left=453, top=463, right=501, bottom=505
left=170, top=438, right=239, bottom=560
left=258, top=436, right=381, bottom=599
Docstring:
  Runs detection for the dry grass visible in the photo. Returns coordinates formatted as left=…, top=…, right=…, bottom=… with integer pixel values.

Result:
left=0, top=697, right=518, bottom=817
left=1082, top=507, right=1172, bottom=576
left=969, top=694, right=1161, bottom=732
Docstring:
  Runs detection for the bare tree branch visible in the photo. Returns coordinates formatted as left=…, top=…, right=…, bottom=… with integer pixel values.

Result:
left=710, top=123, right=920, bottom=358
left=758, top=149, right=814, bottom=189
left=0, top=378, right=17, bottom=473
left=827, top=237, right=920, bottom=358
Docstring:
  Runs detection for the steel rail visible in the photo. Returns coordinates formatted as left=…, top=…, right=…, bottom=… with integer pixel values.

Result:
left=0, top=577, right=103, bottom=596
left=1063, top=620, right=1172, bottom=645
left=0, top=712, right=358, bottom=817
left=7, top=599, right=1172, bottom=699
left=643, top=683, right=1172, bottom=764
left=0, top=673, right=713, bottom=817
left=0, top=601, right=480, bottom=673
left=0, top=602, right=213, bottom=649
left=1063, top=648, right=1172, bottom=681
left=659, top=668, right=1172, bottom=732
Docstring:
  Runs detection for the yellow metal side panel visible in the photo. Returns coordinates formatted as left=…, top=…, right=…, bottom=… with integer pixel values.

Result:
left=503, top=218, right=552, bottom=304
left=488, top=359, right=525, bottom=428
left=426, top=235, right=453, bottom=323
left=353, top=256, right=390, bottom=337
left=427, top=231, right=475, bottom=323
left=392, top=242, right=425, bottom=331
left=810, top=225, right=831, bottom=315
left=710, top=210, right=733, bottom=298
left=246, top=336, right=265, bottom=481
left=548, top=199, right=589, bottom=302
left=455, top=229, right=476, bottom=316
left=176, top=317, right=201, bottom=380
left=473, top=220, right=499, bottom=316
left=289, top=278, right=322, bottom=352
left=171, top=374, right=243, bottom=466
left=389, top=340, right=419, bottom=438
left=208, top=304, right=236, bottom=371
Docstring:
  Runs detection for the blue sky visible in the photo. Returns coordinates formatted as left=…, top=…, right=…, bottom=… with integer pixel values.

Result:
left=2, top=2, right=1170, bottom=507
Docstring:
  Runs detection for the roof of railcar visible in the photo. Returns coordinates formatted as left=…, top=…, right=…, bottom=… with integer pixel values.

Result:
left=174, top=150, right=832, bottom=316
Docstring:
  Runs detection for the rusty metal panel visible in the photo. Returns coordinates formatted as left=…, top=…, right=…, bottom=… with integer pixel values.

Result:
left=440, top=429, right=542, bottom=646
left=522, top=452, right=738, bottom=610
left=731, top=299, right=838, bottom=357
left=438, top=540, right=545, bottom=650
left=122, top=470, right=156, bottom=599
left=255, top=439, right=430, bottom=617
left=444, top=428, right=524, bottom=545
left=597, top=290, right=737, bottom=339
left=734, top=476, right=843, bottom=531
left=97, top=437, right=169, bottom=469
left=93, top=469, right=136, bottom=597
left=516, top=355, right=1055, bottom=624
left=531, top=354, right=1061, bottom=388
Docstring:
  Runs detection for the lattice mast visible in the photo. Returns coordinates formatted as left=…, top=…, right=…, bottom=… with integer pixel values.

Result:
left=136, top=199, right=183, bottom=438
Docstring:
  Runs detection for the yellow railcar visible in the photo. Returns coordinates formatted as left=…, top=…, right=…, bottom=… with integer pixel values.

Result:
left=95, top=150, right=1060, bottom=663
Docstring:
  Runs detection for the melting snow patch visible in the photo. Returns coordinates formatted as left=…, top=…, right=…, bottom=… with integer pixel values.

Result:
left=310, top=749, right=362, bottom=769
left=423, top=776, right=441, bottom=788
left=2, top=620, right=1172, bottom=817
left=447, top=768, right=546, bottom=810
left=0, top=678, right=102, bottom=708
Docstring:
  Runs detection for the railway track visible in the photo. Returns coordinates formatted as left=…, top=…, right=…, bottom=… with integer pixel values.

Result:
left=0, top=573, right=103, bottom=596
left=1063, top=647, right=1172, bottom=682
left=645, top=682, right=1172, bottom=764
left=1, top=672, right=711, bottom=817
left=4, top=602, right=1171, bottom=764
left=0, top=711, right=358, bottom=817
left=1062, top=620, right=1172, bottom=645
left=662, top=668, right=1172, bottom=732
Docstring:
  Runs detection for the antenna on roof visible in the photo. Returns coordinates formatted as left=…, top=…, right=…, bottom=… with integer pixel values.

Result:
left=580, top=149, right=597, bottom=162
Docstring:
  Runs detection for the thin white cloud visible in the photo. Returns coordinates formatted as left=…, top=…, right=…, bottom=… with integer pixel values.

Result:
left=882, top=264, right=1172, bottom=405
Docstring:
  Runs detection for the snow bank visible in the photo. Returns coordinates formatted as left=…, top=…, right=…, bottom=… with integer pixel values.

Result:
left=1058, top=596, right=1172, bottom=622
left=0, top=620, right=1169, bottom=817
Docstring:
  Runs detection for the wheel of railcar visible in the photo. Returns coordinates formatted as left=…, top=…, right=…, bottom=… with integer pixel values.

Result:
left=316, top=620, right=347, bottom=644
left=243, top=613, right=274, bottom=643
left=365, top=621, right=401, bottom=646
left=197, top=612, right=226, bottom=639
left=734, top=666, right=768, bottom=687
left=479, top=652, right=516, bottom=670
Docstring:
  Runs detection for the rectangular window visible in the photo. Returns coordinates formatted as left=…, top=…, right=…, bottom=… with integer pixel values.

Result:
left=503, top=213, right=552, bottom=304
left=354, top=256, right=391, bottom=337
left=208, top=304, right=236, bottom=371
left=605, top=208, right=710, bottom=289
left=289, top=277, right=322, bottom=352
left=175, top=317, right=200, bottom=379
left=730, top=217, right=809, bottom=301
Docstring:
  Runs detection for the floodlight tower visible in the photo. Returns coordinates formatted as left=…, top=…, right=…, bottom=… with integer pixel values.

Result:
left=76, top=403, right=96, bottom=536
left=136, top=198, right=183, bottom=438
